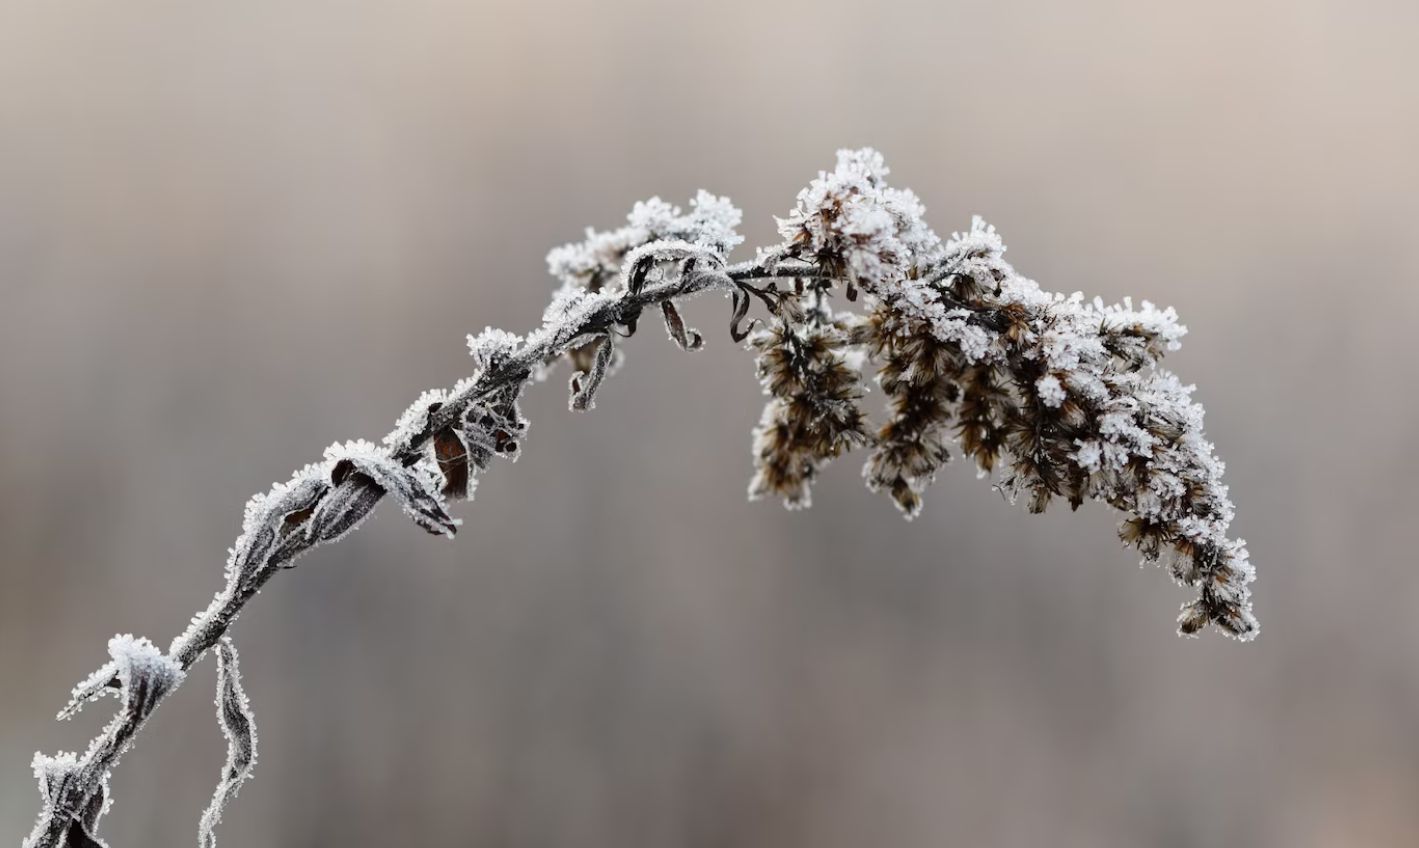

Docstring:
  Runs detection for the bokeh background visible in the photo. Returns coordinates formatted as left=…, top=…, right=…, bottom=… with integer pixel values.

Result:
left=2, top=2, right=1416, bottom=845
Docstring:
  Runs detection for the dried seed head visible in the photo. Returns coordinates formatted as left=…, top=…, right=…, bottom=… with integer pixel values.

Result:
left=756, top=150, right=1255, bottom=639
left=747, top=317, right=871, bottom=510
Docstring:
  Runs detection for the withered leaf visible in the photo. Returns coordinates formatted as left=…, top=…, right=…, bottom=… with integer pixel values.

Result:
left=661, top=301, right=703, bottom=351
left=570, top=335, right=614, bottom=412
left=308, top=475, right=385, bottom=544
left=198, top=637, right=256, bottom=848
left=729, top=288, right=758, bottom=343
left=433, top=427, right=471, bottom=499
left=327, top=450, right=457, bottom=538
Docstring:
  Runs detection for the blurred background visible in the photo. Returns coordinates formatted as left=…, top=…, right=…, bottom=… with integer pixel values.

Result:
left=1, top=1, right=1416, bottom=845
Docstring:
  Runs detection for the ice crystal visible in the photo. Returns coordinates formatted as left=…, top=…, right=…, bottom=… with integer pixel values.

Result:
left=467, top=327, right=523, bottom=371
left=776, top=147, right=943, bottom=290
left=384, top=388, right=450, bottom=449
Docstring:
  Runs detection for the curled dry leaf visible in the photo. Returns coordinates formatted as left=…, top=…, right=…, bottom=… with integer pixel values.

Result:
left=324, top=441, right=458, bottom=538
left=660, top=301, right=703, bottom=351
left=569, top=334, right=615, bottom=411
left=728, top=287, right=757, bottom=343
left=432, top=426, right=472, bottom=500
left=105, top=634, right=185, bottom=726
left=228, top=474, right=329, bottom=589
left=66, top=781, right=109, bottom=848
left=198, top=637, right=256, bottom=848
left=304, top=474, right=385, bottom=545
left=32, top=753, right=109, bottom=848
left=463, top=387, right=529, bottom=467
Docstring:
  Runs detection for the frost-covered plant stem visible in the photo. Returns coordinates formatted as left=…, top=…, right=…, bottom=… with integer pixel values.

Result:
left=24, top=256, right=762, bottom=848
left=26, top=149, right=1255, bottom=848
left=178, top=259, right=746, bottom=660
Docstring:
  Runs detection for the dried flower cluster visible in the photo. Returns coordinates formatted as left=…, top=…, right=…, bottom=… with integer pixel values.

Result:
left=25, top=149, right=1254, bottom=848
left=755, top=150, right=1253, bottom=640
left=746, top=308, right=871, bottom=509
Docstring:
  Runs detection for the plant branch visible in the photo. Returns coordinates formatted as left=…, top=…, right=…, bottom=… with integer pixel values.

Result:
left=24, top=254, right=779, bottom=848
left=24, top=147, right=1257, bottom=848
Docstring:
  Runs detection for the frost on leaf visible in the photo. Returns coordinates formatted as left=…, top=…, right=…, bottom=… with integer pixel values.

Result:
left=66, top=779, right=110, bottom=848
left=303, top=464, right=384, bottom=545
left=622, top=240, right=728, bottom=294
left=31, top=751, right=111, bottom=848
left=545, top=194, right=740, bottom=379
left=467, top=327, right=523, bottom=372
left=34, top=636, right=183, bottom=847
left=569, top=334, right=614, bottom=411
left=546, top=192, right=743, bottom=294
left=528, top=287, right=617, bottom=377
left=198, top=637, right=256, bottom=848
left=410, top=382, right=531, bottom=500
left=323, top=440, right=458, bottom=538
left=462, top=384, right=529, bottom=468
left=58, top=664, right=119, bottom=722
left=100, top=634, right=185, bottom=725
left=384, top=389, right=476, bottom=500
left=225, top=465, right=330, bottom=589
left=384, top=388, right=450, bottom=450
left=382, top=378, right=526, bottom=502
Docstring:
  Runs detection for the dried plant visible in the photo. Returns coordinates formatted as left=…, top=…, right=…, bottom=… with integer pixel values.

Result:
left=23, top=149, right=1256, bottom=848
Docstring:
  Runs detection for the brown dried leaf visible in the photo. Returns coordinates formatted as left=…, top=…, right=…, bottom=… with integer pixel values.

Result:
left=433, top=427, right=471, bottom=500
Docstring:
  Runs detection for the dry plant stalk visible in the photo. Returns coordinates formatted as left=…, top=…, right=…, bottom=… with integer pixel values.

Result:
left=24, top=149, right=1256, bottom=848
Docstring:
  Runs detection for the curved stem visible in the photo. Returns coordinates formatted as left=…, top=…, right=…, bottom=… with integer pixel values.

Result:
left=26, top=257, right=794, bottom=848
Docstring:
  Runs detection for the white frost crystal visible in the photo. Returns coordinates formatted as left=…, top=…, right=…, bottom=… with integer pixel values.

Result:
left=1036, top=374, right=1066, bottom=408
left=546, top=190, right=743, bottom=293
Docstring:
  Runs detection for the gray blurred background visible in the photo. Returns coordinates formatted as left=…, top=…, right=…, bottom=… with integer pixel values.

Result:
left=1, top=2, right=1415, bottom=845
